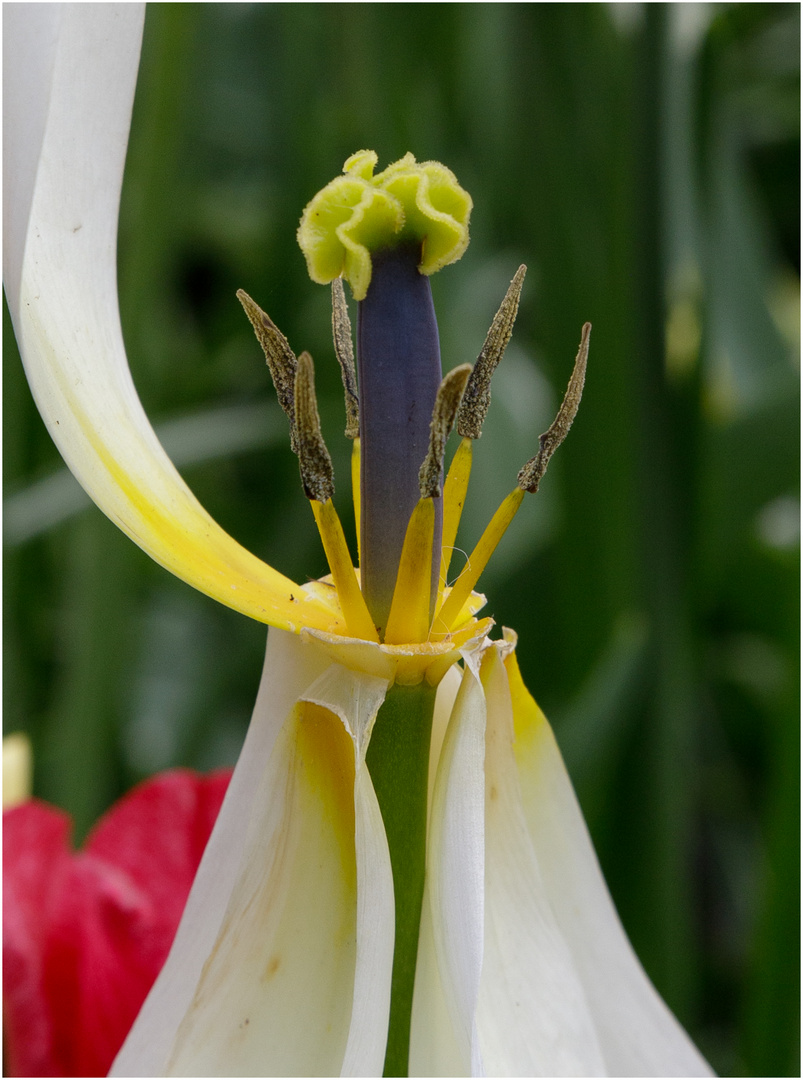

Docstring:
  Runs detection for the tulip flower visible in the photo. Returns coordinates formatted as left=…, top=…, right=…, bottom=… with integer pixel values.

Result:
left=4, top=4, right=713, bottom=1076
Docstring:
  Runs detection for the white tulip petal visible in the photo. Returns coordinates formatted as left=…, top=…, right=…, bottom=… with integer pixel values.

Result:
left=299, top=662, right=395, bottom=1078
left=112, top=629, right=332, bottom=1076
left=409, top=663, right=464, bottom=1077
left=164, top=696, right=358, bottom=1076
left=340, top=768, right=395, bottom=1078
left=3, top=3, right=336, bottom=634
left=427, top=663, right=462, bottom=809
left=417, top=655, right=487, bottom=1076
left=478, top=645, right=607, bottom=1076
left=116, top=632, right=396, bottom=1077
left=300, top=660, right=389, bottom=764
left=505, top=646, right=714, bottom=1077
left=409, top=880, right=465, bottom=1078
left=3, top=3, right=62, bottom=314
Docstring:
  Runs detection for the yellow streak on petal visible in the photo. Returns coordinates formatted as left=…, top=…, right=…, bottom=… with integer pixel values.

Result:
left=432, top=487, right=524, bottom=635
left=56, top=379, right=342, bottom=633
left=312, top=499, right=379, bottom=643
left=296, top=702, right=358, bottom=886
left=352, top=438, right=362, bottom=565
left=166, top=700, right=357, bottom=1075
left=504, top=646, right=549, bottom=755
left=384, top=498, right=436, bottom=646
left=438, top=437, right=473, bottom=610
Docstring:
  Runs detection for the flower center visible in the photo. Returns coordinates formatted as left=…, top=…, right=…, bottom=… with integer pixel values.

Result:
left=238, top=149, right=589, bottom=656
left=240, top=151, right=590, bottom=1077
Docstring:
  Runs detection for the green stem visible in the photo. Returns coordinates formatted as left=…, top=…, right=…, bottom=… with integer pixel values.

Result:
left=365, top=680, right=437, bottom=1077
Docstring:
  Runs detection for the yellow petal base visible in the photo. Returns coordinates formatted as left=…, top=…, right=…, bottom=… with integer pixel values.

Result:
left=303, top=615, right=493, bottom=688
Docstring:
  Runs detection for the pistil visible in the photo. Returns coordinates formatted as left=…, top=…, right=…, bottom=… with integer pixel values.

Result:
left=357, top=244, right=444, bottom=635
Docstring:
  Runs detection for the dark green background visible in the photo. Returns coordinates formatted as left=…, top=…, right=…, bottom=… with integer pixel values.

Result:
left=4, top=4, right=799, bottom=1075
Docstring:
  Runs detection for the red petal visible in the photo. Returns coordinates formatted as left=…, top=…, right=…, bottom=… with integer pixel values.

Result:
left=3, top=769, right=231, bottom=1077
left=3, top=801, right=73, bottom=1077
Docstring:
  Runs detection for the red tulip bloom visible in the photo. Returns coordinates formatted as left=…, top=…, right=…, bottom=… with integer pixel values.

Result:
left=3, top=769, right=231, bottom=1078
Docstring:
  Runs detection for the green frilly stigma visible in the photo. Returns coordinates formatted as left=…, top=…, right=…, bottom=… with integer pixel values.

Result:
left=297, top=150, right=472, bottom=301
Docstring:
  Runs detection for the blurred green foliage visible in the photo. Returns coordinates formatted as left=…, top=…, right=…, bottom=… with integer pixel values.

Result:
left=4, top=4, right=799, bottom=1075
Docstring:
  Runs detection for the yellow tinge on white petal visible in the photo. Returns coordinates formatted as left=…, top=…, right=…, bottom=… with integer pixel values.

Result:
left=112, top=629, right=335, bottom=1076
left=4, top=4, right=338, bottom=637
left=477, top=643, right=607, bottom=1075
left=118, top=629, right=396, bottom=1078
left=166, top=698, right=358, bottom=1076
left=505, top=643, right=714, bottom=1077
left=299, top=662, right=395, bottom=1076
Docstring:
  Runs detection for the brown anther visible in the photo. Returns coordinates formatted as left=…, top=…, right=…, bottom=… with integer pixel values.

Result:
left=517, top=322, right=590, bottom=494
left=331, top=279, right=360, bottom=439
left=237, top=289, right=299, bottom=452
left=419, top=364, right=473, bottom=499
left=295, top=351, right=335, bottom=503
left=457, top=264, right=526, bottom=439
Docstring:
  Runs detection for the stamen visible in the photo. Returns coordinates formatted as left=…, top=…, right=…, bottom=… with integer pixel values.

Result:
left=237, top=289, right=298, bottom=451
left=437, top=436, right=473, bottom=609
left=311, top=499, right=379, bottom=643
left=434, top=322, right=591, bottom=635
left=432, top=487, right=524, bottom=636
left=351, top=437, right=362, bottom=565
left=418, top=363, right=472, bottom=499
left=294, top=351, right=335, bottom=503
left=384, top=499, right=436, bottom=645
left=457, top=264, right=526, bottom=439
left=517, top=322, right=590, bottom=494
left=331, top=278, right=360, bottom=439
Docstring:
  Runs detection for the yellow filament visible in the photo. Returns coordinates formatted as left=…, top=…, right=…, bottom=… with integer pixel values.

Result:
left=351, top=438, right=362, bottom=565
left=438, top=437, right=473, bottom=610
left=311, top=499, right=379, bottom=642
left=384, top=498, right=436, bottom=645
left=432, top=487, right=524, bottom=635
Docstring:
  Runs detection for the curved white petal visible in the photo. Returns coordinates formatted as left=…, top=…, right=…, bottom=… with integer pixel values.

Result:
left=342, top=767, right=395, bottom=1077
left=410, top=652, right=485, bottom=1076
left=426, top=663, right=462, bottom=809
left=409, top=881, right=465, bottom=1077
left=166, top=700, right=356, bottom=1075
left=300, top=662, right=395, bottom=1077
left=409, top=665, right=465, bottom=1077
left=478, top=645, right=607, bottom=1076
left=114, top=629, right=395, bottom=1078
left=505, top=647, right=714, bottom=1077
left=3, top=3, right=335, bottom=634
left=3, top=3, right=61, bottom=313
left=112, top=628, right=332, bottom=1075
